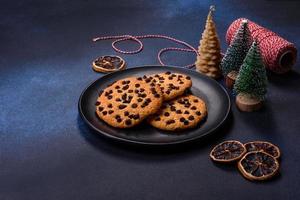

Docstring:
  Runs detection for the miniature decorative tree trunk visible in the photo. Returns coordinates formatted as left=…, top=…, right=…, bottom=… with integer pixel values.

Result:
left=195, top=6, right=222, bottom=79
left=221, top=20, right=252, bottom=88
left=234, top=41, right=268, bottom=112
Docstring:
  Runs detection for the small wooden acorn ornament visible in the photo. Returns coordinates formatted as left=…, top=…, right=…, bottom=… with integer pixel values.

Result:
left=234, top=41, right=267, bottom=112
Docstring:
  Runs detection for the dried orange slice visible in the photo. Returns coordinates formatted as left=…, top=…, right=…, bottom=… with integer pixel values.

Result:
left=244, top=141, right=280, bottom=159
left=238, top=151, right=279, bottom=181
left=92, top=55, right=126, bottom=73
left=210, top=140, right=246, bottom=162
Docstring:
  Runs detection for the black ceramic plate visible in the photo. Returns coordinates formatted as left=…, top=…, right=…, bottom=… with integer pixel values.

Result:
left=78, top=66, right=230, bottom=145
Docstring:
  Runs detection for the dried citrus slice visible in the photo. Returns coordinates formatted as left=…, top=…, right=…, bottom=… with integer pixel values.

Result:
left=238, top=151, right=279, bottom=181
left=244, top=141, right=280, bottom=159
left=210, top=140, right=246, bottom=162
left=92, top=55, right=126, bottom=73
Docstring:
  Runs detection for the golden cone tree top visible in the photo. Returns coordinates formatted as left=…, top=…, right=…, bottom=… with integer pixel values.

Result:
left=195, top=5, right=222, bottom=79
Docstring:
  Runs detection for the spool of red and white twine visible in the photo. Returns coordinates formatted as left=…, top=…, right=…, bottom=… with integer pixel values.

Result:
left=226, top=18, right=297, bottom=74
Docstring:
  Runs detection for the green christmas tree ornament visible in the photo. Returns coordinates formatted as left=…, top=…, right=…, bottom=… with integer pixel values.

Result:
left=221, top=19, right=252, bottom=88
left=234, top=41, right=268, bottom=112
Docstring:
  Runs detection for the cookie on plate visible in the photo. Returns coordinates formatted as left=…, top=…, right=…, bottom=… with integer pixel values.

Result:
left=96, top=77, right=163, bottom=128
left=142, top=72, right=192, bottom=101
left=148, top=94, right=207, bottom=131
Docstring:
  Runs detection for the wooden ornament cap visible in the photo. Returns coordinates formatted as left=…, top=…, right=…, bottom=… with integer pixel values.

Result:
left=236, top=93, right=263, bottom=112
left=92, top=55, right=126, bottom=73
left=225, top=70, right=238, bottom=89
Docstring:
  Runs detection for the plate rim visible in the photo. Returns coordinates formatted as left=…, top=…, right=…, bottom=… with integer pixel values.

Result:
left=78, top=65, right=231, bottom=145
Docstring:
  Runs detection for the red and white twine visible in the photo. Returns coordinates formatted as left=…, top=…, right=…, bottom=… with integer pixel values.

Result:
left=93, top=34, right=199, bottom=69
left=226, top=18, right=297, bottom=74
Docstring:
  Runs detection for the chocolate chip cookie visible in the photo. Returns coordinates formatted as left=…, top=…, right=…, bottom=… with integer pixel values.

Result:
left=148, top=94, right=207, bottom=131
left=95, top=77, right=163, bottom=128
left=142, top=72, right=192, bottom=101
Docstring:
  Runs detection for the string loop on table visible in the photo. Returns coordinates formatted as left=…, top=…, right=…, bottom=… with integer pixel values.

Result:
left=92, top=34, right=200, bottom=69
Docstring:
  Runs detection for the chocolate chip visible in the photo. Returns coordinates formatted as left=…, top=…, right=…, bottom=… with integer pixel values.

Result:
left=176, top=110, right=182, bottom=114
left=131, top=103, right=138, bottom=108
left=107, top=95, right=113, bottom=99
left=108, top=110, right=114, bottom=114
left=95, top=101, right=100, bottom=106
left=196, top=111, right=201, bottom=116
left=155, top=117, right=161, bottom=121
left=125, top=119, right=132, bottom=125
left=165, top=71, right=171, bottom=75
left=143, top=75, right=147, bottom=79
left=116, top=118, right=122, bottom=123
left=98, top=106, right=104, bottom=112
left=126, top=80, right=130, bottom=84
left=166, top=119, right=175, bottom=125
left=117, top=90, right=122, bottom=93
left=180, top=117, right=185, bottom=122
left=141, top=93, right=146, bottom=98
left=184, top=111, right=190, bottom=114
left=184, top=104, right=191, bottom=108
left=122, top=85, right=129, bottom=90
left=121, top=93, right=127, bottom=100
left=108, top=104, right=112, bottom=108
left=150, top=83, right=156, bottom=87
left=124, top=111, right=129, bottom=116
left=170, top=106, right=176, bottom=111
left=164, top=112, right=170, bottom=117
left=115, top=85, right=120, bottom=89
left=116, top=98, right=121, bottom=102
left=159, top=77, right=165, bottom=80
left=102, top=111, right=107, bottom=115
left=177, top=99, right=184, bottom=104
left=188, top=115, right=194, bottom=121
left=122, top=80, right=127, bottom=85
left=128, top=114, right=135, bottom=119
left=154, top=74, right=160, bottom=78
left=145, top=98, right=151, bottom=103
left=168, top=76, right=173, bottom=80
left=140, top=88, right=145, bottom=92
left=154, top=94, right=160, bottom=98
left=137, top=98, right=143, bottom=102
left=135, top=83, right=140, bottom=87
left=119, top=105, right=127, bottom=109
left=179, top=81, right=184, bottom=84
left=191, top=106, right=197, bottom=110
left=133, top=114, right=140, bottom=120
left=128, top=89, right=133, bottom=93
left=166, top=90, right=170, bottom=95
left=137, top=77, right=142, bottom=81
left=186, top=76, right=191, bottom=80
left=184, top=120, right=189, bottom=125
left=135, top=89, right=139, bottom=93
left=193, top=99, right=199, bottom=103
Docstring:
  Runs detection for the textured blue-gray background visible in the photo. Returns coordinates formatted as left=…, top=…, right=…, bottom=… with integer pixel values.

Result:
left=1, top=0, right=300, bottom=199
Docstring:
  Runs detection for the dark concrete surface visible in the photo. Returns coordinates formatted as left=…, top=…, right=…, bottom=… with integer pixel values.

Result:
left=0, top=0, right=300, bottom=199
